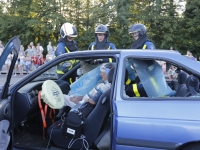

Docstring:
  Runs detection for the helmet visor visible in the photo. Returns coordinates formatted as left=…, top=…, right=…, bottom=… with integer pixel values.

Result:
left=130, top=32, right=139, bottom=36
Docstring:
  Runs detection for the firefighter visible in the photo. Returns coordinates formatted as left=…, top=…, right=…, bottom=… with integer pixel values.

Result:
left=88, top=24, right=116, bottom=63
left=124, top=68, right=147, bottom=97
left=129, top=23, right=156, bottom=49
left=125, top=82, right=148, bottom=97
left=55, top=22, right=78, bottom=80
left=126, top=23, right=156, bottom=84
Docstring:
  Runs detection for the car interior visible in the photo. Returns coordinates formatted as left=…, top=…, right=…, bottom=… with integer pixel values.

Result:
left=123, top=58, right=200, bottom=99
left=11, top=58, right=115, bottom=150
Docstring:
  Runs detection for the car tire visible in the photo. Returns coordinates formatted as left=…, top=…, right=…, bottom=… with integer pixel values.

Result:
left=181, top=143, right=200, bottom=150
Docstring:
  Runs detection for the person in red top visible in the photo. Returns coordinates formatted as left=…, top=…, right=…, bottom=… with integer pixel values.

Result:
left=32, top=53, right=39, bottom=69
left=38, top=53, right=45, bottom=67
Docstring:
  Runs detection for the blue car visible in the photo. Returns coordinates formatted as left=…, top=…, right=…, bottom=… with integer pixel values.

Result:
left=1, top=37, right=200, bottom=150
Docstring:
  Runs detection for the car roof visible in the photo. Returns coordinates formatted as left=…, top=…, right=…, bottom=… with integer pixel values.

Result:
left=63, top=49, right=200, bottom=75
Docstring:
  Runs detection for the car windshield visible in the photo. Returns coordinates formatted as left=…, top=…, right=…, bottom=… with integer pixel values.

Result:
left=33, top=66, right=58, bottom=81
left=32, top=58, right=106, bottom=82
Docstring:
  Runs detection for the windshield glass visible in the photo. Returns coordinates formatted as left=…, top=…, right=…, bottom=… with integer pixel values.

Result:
left=32, top=58, right=107, bottom=82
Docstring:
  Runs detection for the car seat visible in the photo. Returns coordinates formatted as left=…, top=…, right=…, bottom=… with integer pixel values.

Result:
left=175, top=75, right=199, bottom=97
left=83, top=67, right=114, bottom=143
left=186, top=75, right=199, bottom=96
left=171, top=71, right=187, bottom=91
left=48, top=67, right=115, bottom=149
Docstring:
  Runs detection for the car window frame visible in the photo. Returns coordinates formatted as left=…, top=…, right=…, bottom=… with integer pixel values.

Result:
left=120, top=55, right=200, bottom=101
left=10, top=51, right=119, bottom=93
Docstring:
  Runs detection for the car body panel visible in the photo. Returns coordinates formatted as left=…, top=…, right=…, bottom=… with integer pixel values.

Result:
left=112, top=50, right=200, bottom=149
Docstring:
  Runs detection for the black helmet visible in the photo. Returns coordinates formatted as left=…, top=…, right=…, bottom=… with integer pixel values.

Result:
left=129, top=23, right=147, bottom=36
left=95, top=24, right=110, bottom=37
left=60, top=22, right=78, bottom=38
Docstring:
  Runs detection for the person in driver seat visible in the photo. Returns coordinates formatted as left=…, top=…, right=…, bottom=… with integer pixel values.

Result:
left=63, top=63, right=113, bottom=108
left=47, top=63, right=114, bottom=149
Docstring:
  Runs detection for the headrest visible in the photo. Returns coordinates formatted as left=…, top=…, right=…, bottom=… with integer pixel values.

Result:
left=186, top=75, right=199, bottom=95
left=108, top=67, right=115, bottom=83
left=178, top=71, right=187, bottom=84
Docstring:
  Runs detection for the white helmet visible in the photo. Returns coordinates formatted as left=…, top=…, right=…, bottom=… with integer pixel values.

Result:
left=60, top=22, right=78, bottom=38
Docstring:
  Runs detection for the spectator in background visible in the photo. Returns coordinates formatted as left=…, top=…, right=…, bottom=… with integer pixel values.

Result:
left=187, top=51, right=195, bottom=61
left=30, top=42, right=36, bottom=51
left=13, top=56, right=19, bottom=76
left=47, top=41, right=53, bottom=54
left=18, top=52, right=25, bottom=76
left=168, top=65, right=177, bottom=80
left=5, top=52, right=13, bottom=76
left=32, top=53, right=39, bottom=69
left=38, top=53, right=45, bottom=67
left=25, top=45, right=34, bottom=57
left=45, top=50, right=54, bottom=63
left=0, top=40, right=4, bottom=49
left=24, top=52, right=32, bottom=74
left=52, top=46, right=56, bottom=57
left=170, top=46, right=173, bottom=50
left=37, top=43, right=44, bottom=54
left=19, top=45, right=25, bottom=56
left=186, top=50, right=190, bottom=57
left=35, top=45, right=41, bottom=57
left=25, top=45, right=35, bottom=71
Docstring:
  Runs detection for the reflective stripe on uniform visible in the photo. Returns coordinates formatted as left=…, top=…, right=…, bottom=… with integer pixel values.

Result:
left=57, top=46, right=75, bottom=74
left=91, top=45, right=112, bottom=62
left=69, top=78, right=73, bottom=84
left=126, top=78, right=131, bottom=85
left=132, top=84, right=140, bottom=97
left=142, top=44, right=146, bottom=49
left=91, top=45, right=94, bottom=50
left=56, top=70, right=64, bottom=74
left=91, top=45, right=110, bottom=51
left=107, top=46, right=112, bottom=62
left=65, top=47, right=70, bottom=53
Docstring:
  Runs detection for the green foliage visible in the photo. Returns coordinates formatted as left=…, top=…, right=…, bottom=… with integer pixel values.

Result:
left=0, top=0, right=200, bottom=58
left=180, top=0, right=200, bottom=57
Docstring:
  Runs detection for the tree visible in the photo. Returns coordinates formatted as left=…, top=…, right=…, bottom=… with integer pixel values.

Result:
left=181, top=0, right=200, bottom=56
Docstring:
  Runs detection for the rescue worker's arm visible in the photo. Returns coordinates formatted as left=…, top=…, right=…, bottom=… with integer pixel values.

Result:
left=55, top=42, right=66, bottom=56
left=109, top=43, right=116, bottom=49
left=88, top=42, right=95, bottom=50
left=125, top=84, right=147, bottom=97
left=144, top=41, right=156, bottom=49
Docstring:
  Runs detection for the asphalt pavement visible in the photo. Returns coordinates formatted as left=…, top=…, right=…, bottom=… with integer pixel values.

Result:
left=0, top=73, right=26, bottom=86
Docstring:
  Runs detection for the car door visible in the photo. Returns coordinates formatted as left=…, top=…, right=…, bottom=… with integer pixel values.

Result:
left=0, top=36, right=20, bottom=150
left=112, top=50, right=200, bottom=150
